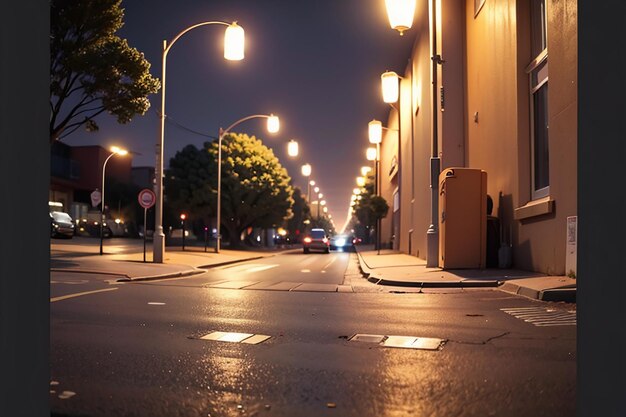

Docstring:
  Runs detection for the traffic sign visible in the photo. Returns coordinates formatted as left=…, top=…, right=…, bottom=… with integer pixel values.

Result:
left=90, top=190, right=102, bottom=207
left=138, top=189, right=156, bottom=209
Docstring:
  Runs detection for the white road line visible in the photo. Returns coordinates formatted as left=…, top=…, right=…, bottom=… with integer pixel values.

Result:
left=322, top=257, right=337, bottom=270
left=245, top=265, right=279, bottom=273
left=51, top=287, right=118, bottom=303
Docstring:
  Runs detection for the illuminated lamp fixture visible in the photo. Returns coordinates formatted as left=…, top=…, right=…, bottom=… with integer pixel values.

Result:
left=368, top=119, right=383, bottom=144
left=224, top=22, right=245, bottom=60
left=381, top=71, right=400, bottom=103
left=385, top=0, right=416, bottom=36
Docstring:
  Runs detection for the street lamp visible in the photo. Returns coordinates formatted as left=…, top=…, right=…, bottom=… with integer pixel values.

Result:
left=384, top=0, right=416, bottom=36
left=361, top=166, right=372, bottom=177
left=287, top=140, right=299, bottom=157
left=356, top=176, right=366, bottom=187
left=180, top=213, right=187, bottom=251
left=154, top=20, right=245, bottom=263
left=381, top=71, right=400, bottom=103
left=216, top=114, right=279, bottom=253
left=100, top=146, right=128, bottom=255
left=302, top=164, right=312, bottom=203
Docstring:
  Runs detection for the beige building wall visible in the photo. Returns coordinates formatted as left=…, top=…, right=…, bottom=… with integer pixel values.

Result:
left=464, top=0, right=577, bottom=274
left=379, top=0, right=577, bottom=274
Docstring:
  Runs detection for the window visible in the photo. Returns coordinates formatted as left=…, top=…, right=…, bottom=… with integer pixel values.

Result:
left=527, top=0, right=549, bottom=199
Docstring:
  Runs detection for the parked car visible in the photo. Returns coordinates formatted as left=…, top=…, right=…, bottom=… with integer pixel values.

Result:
left=302, top=228, right=330, bottom=254
left=50, top=211, right=75, bottom=239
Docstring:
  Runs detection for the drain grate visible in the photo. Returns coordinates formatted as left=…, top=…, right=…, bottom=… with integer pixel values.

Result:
left=501, top=307, right=576, bottom=327
left=349, top=333, right=445, bottom=350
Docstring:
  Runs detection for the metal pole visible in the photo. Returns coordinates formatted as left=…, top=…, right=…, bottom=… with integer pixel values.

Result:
left=143, top=207, right=147, bottom=262
left=181, top=218, right=185, bottom=251
left=153, top=40, right=167, bottom=263
left=376, top=142, right=381, bottom=255
left=100, top=153, right=115, bottom=256
left=216, top=128, right=223, bottom=253
left=426, top=0, right=442, bottom=267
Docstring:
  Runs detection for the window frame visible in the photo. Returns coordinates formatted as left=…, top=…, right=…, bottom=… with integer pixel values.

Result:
left=526, top=0, right=549, bottom=201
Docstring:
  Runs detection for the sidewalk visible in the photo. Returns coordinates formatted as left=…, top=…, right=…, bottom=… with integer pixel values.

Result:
left=355, top=246, right=576, bottom=302
left=51, top=243, right=295, bottom=281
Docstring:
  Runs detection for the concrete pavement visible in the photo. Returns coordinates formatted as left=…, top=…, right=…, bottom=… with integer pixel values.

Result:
left=51, top=241, right=295, bottom=281
left=50, top=239, right=576, bottom=302
left=355, top=246, right=576, bottom=302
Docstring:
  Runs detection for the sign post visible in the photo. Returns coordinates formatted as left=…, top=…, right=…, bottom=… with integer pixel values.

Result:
left=138, top=189, right=156, bottom=262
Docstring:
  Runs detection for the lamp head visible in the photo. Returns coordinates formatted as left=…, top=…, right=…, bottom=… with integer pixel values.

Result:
left=224, top=22, right=245, bottom=60
left=381, top=71, right=400, bottom=103
left=385, top=0, right=416, bottom=36
left=368, top=119, right=383, bottom=144
left=267, top=114, right=280, bottom=133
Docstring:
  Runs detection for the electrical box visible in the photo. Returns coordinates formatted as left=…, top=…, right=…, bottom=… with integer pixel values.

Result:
left=439, top=168, right=487, bottom=269
left=565, top=216, right=577, bottom=277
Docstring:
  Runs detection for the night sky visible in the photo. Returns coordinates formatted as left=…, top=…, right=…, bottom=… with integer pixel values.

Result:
left=62, top=0, right=415, bottom=231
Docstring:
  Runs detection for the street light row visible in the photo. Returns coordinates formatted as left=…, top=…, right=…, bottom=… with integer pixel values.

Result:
left=300, top=163, right=330, bottom=221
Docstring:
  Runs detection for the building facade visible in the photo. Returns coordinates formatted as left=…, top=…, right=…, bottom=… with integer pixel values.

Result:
left=379, top=0, right=577, bottom=275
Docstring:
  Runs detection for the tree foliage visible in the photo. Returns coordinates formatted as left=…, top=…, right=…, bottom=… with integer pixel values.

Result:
left=165, top=133, right=294, bottom=248
left=50, top=0, right=160, bottom=143
left=354, top=173, right=389, bottom=228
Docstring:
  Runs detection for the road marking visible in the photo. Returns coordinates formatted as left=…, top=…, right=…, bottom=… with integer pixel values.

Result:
left=50, top=280, right=88, bottom=285
left=148, top=302, right=166, bottom=305
left=245, top=264, right=279, bottom=273
left=501, top=307, right=576, bottom=327
left=322, top=257, right=337, bottom=270
left=301, top=269, right=311, bottom=273
left=50, top=287, right=118, bottom=303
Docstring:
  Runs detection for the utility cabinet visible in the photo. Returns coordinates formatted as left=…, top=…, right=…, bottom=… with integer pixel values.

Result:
left=439, top=168, right=487, bottom=269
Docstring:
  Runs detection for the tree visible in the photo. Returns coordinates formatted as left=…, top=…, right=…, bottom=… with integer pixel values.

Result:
left=165, top=133, right=294, bottom=248
left=286, top=187, right=310, bottom=242
left=50, top=0, right=160, bottom=143
left=353, top=173, right=389, bottom=242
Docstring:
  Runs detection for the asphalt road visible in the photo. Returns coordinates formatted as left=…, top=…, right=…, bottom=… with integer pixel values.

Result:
left=51, top=252, right=576, bottom=417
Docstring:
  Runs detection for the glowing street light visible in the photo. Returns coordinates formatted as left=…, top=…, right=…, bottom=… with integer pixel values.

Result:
left=385, top=0, right=416, bottom=36
left=301, top=163, right=312, bottom=177
left=361, top=166, right=372, bottom=176
left=287, top=140, right=299, bottom=157
left=366, top=147, right=378, bottom=161
left=154, top=20, right=245, bottom=263
left=368, top=119, right=383, bottom=144
left=356, top=176, right=366, bottom=187
left=381, top=71, right=400, bottom=103
left=100, top=146, right=128, bottom=255
left=314, top=186, right=320, bottom=193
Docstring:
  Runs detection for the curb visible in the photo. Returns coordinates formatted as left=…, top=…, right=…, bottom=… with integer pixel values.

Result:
left=366, top=275, right=500, bottom=288
left=499, top=282, right=577, bottom=303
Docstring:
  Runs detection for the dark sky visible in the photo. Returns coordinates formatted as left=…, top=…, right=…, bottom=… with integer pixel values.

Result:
left=63, top=0, right=415, bottom=231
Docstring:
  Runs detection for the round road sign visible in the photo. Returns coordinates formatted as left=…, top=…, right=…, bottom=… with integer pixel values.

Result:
left=138, top=189, right=156, bottom=209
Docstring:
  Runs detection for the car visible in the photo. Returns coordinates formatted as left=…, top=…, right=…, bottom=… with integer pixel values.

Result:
left=329, top=234, right=354, bottom=251
left=50, top=211, right=75, bottom=238
left=302, top=228, right=330, bottom=254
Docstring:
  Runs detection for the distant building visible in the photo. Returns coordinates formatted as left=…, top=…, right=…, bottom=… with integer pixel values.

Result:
left=50, top=142, right=135, bottom=220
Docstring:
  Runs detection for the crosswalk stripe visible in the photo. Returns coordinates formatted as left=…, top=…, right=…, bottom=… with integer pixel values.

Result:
left=501, top=307, right=576, bottom=327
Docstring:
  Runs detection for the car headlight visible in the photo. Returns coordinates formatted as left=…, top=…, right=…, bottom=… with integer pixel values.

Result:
left=335, top=238, right=346, bottom=247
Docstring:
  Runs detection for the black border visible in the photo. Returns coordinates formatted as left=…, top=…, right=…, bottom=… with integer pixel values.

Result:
left=0, top=1, right=50, bottom=416
left=578, top=0, right=626, bottom=416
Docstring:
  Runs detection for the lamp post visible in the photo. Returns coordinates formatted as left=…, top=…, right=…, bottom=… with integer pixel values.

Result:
left=180, top=213, right=186, bottom=251
left=216, top=114, right=280, bottom=253
left=366, top=146, right=379, bottom=251
left=153, top=20, right=245, bottom=264
left=100, top=146, right=128, bottom=255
